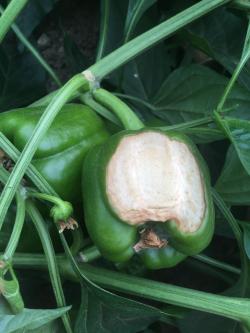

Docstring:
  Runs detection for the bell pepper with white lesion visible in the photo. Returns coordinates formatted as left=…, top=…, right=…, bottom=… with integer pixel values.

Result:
left=82, top=89, right=215, bottom=269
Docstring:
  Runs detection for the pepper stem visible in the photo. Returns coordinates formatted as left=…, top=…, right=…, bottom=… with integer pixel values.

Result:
left=28, top=191, right=77, bottom=231
left=92, top=88, right=144, bottom=130
left=0, top=261, right=24, bottom=313
left=133, top=228, right=167, bottom=252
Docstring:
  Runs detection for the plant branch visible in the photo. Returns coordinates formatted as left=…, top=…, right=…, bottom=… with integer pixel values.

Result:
left=12, top=253, right=250, bottom=328
left=0, top=5, right=61, bottom=87
left=217, top=16, right=250, bottom=111
left=26, top=201, right=73, bottom=333
left=89, top=0, right=230, bottom=80
left=0, top=166, right=26, bottom=260
left=93, top=88, right=144, bottom=130
left=0, top=0, right=28, bottom=43
left=212, top=189, right=249, bottom=298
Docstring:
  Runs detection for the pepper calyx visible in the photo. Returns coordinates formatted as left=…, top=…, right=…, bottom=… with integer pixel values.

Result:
left=133, top=228, right=167, bottom=252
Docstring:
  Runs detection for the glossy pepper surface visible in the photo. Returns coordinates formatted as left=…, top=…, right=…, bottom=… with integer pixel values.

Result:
left=0, top=103, right=109, bottom=204
left=82, top=128, right=214, bottom=269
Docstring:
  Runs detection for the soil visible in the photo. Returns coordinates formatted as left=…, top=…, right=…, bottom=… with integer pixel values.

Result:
left=36, top=0, right=100, bottom=91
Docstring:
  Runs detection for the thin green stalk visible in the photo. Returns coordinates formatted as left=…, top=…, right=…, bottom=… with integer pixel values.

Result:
left=0, top=133, right=58, bottom=196
left=0, top=74, right=88, bottom=233
left=93, top=88, right=144, bottom=130
left=158, top=117, right=213, bottom=131
left=81, top=92, right=121, bottom=125
left=77, top=243, right=240, bottom=275
left=217, top=16, right=250, bottom=111
left=193, top=254, right=240, bottom=275
left=30, top=90, right=71, bottom=107
left=28, top=190, right=73, bottom=225
left=212, top=189, right=248, bottom=297
left=96, top=0, right=110, bottom=61
left=4, top=191, right=26, bottom=260
left=0, top=264, right=24, bottom=314
left=124, top=1, right=147, bottom=43
left=231, top=0, right=250, bottom=10
left=182, top=127, right=224, bottom=139
left=12, top=254, right=250, bottom=328
left=114, top=93, right=156, bottom=111
left=0, top=0, right=28, bottom=43
left=0, top=167, right=25, bottom=313
left=217, top=56, right=250, bottom=111
left=0, top=166, right=26, bottom=260
left=26, top=201, right=73, bottom=333
left=89, top=0, right=230, bottom=79
left=0, top=165, right=25, bottom=261
left=79, top=246, right=101, bottom=263
left=0, top=134, right=85, bottom=255
left=0, top=167, right=70, bottom=318
left=0, top=5, right=61, bottom=87
left=28, top=191, right=66, bottom=207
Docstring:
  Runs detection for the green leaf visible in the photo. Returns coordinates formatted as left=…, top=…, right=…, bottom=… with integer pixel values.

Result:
left=74, top=285, right=164, bottom=333
left=0, top=300, right=70, bottom=333
left=122, top=43, right=175, bottom=104
left=216, top=146, right=250, bottom=205
left=215, top=116, right=250, bottom=175
left=19, top=319, right=63, bottom=333
left=185, top=7, right=250, bottom=89
left=181, top=127, right=224, bottom=144
left=0, top=45, right=46, bottom=111
left=15, top=0, right=58, bottom=37
left=242, top=223, right=250, bottom=260
left=63, top=33, right=90, bottom=74
left=124, top=0, right=157, bottom=41
left=96, top=0, right=128, bottom=60
left=179, top=311, right=239, bottom=333
left=152, top=65, right=250, bottom=124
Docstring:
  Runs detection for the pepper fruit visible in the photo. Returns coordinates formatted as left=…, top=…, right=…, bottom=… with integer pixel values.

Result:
left=82, top=89, right=214, bottom=269
left=0, top=103, right=109, bottom=252
left=0, top=103, right=109, bottom=203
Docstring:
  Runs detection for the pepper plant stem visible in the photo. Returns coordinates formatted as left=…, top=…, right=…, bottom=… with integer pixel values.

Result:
left=81, top=92, right=120, bottom=125
left=77, top=242, right=240, bottom=275
left=3, top=191, right=26, bottom=260
left=0, top=133, right=58, bottom=196
left=28, top=191, right=67, bottom=207
left=193, top=254, right=240, bottom=275
left=26, top=201, right=73, bottom=333
left=212, top=189, right=248, bottom=298
left=79, top=246, right=101, bottom=263
left=0, top=5, right=61, bottom=87
left=89, top=0, right=230, bottom=79
left=0, top=166, right=26, bottom=261
left=0, top=0, right=28, bottom=43
left=93, top=88, right=144, bottom=130
left=217, top=16, right=250, bottom=111
left=0, top=133, right=85, bottom=255
left=12, top=254, right=250, bottom=329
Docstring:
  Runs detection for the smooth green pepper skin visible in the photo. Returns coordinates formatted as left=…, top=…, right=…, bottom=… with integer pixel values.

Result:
left=82, top=128, right=214, bottom=268
left=139, top=247, right=187, bottom=270
left=0, top=104, right=110, bottom=203
left=82, top=145, right=137, bottom=262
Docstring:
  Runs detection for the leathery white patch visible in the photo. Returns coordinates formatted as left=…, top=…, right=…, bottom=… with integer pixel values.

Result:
left=106, top=132, right=205, bottom=233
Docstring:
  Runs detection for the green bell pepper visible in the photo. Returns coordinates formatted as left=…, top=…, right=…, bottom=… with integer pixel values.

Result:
left=0, top=103, right=109, bottom=253
left=83, top=129, right=214, bottom=267
left=0, top=103, right=109, bottom=203
left=82, top=89, right=214, bottom=269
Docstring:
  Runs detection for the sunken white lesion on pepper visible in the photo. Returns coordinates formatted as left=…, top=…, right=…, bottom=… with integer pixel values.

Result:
left=106, top=131, right=206, bottom=233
